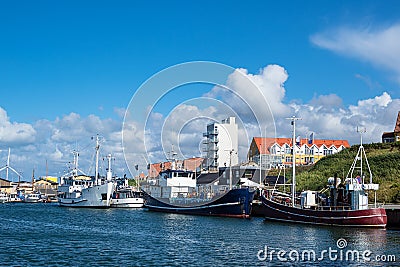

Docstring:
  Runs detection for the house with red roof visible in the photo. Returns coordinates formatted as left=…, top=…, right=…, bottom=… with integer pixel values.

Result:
left=248, top=136, right=350, bottom=169
left=382, top=111, right=400, bottom=143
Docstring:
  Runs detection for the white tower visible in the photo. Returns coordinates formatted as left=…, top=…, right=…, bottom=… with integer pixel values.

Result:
left=204, top=117, right=238, bottom=171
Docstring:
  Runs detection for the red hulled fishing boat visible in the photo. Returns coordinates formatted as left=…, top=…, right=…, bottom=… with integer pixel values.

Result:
left=260, top=118, right=386, bottom=228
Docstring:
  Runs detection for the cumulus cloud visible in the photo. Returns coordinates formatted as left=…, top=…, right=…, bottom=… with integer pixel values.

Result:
left=2, top=64, right=400, bottom=180
left=206, top=66, right=399, bottom=146
left=124, top=65, right=400, bottom=170
left=291, top=92, right=399, bottom=144
left=0, top=107, right=36, bottom=146
left=311, top=23, right=400, bottom=83
left=0, top=110, right=126, bottom=181
left=207, top=65, right=290, bottom=120
left=309, top=94, right=343, bottom=110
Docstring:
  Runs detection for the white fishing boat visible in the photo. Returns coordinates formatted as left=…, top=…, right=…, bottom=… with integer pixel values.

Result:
left=0, top=192, right=9, bottom=203
left=9, top=192, right=22, bottom=202
left=111, top=177, right=144, bottom=208
left=111, top=188, right=144, bottom=208
left=58, top=136, right=115, bottom=208
left=24, top=193, right=43, bottom=203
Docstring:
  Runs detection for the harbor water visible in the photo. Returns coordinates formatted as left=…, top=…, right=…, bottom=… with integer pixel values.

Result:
left=0, top=203, right=398, bottom=266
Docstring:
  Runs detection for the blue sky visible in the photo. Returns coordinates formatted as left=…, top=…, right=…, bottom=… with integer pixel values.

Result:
left=0, top=1, right=399, bottom=178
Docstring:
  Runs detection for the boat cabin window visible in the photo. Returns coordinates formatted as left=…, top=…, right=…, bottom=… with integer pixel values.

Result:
left=161, top=171, right=192, bottom=179
left=244, top=170, right=254, bottom=178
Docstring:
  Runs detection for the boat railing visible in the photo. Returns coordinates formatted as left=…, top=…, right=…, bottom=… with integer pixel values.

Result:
left=313, top=205, right=352, bottom=211
left=170, top=197, right=213, bottom=205
left=370, top=203, right=386, bottom=208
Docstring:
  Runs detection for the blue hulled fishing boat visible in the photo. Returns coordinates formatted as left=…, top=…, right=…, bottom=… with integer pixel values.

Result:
left=143, top=164, right=256, bottom=218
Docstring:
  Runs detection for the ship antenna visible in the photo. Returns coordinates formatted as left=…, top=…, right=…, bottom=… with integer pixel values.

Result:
left=167, top=145, right=178, bottom=170
left=286, top=116, right=302, bottom=207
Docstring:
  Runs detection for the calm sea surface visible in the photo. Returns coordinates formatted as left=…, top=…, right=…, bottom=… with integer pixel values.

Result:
left=0, top=203, right=398, bottom=266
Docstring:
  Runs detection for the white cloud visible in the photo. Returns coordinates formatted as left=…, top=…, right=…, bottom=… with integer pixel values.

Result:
left=114, top=107, right=126, bottom=118
left=0, top=107, right=36, bottom=145
left=311, top=23, right=400, bottom=83
left=0, top=110, right=126, bottom=181
left=207, top=65, right=291, bottom=121
left=124, top=65, right=400, bottom=169
left=291, top=92, right=399, bottom=144
left=2, top=64, right=400, bottom=180
left=309, top=94, right=343, bottom=110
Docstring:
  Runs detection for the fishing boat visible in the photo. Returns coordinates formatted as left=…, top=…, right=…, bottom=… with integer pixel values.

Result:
left=23, top=193, right=43, bottom=203
left=111, top=187, right=144, bottom=208
left=143, top=156, right=256, bottom=218
left=8, top=192, right=21, bottom=202
left=111, top=175, right=145, bottom=208
left=260, top=117, right=386, bottom=228
left=58, top=136, right=115, bottom=208
left=0, top=192, right=9, bottom=203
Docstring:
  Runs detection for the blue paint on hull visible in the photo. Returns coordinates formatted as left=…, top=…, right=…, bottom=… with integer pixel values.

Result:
left=144, top=188, right=255, bottom=218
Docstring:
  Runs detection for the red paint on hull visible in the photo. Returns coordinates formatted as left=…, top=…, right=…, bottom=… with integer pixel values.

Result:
left=261, top=196, right=387, bottom=228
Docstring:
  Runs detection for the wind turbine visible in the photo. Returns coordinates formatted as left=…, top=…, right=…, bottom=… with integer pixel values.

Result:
left=0, top=148, right=23, bottom=182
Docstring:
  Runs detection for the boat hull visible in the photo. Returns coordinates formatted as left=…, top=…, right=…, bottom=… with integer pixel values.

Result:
left=23, top=199, right=42, bottom=203
left=111, top=198, right=145, bottom=208
left=58, top=182, right=114, bottom=208
left=144, top=188, right=255, bottom=218
left=261, top=196, right=387, bottom=228
left=0, top=196, right=9, bottom=203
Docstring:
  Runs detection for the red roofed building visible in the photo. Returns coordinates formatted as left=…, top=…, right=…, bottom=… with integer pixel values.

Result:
left=248, top=136, right=350, bottom=169
left=148, top=161, right=173, bottom=178
left=148, top=158, right=204, bottom=178
left=382, top=111, right=400, bottom=143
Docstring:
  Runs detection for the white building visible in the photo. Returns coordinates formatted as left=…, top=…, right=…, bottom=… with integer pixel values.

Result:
left=203, top=117, right=238, bottom=170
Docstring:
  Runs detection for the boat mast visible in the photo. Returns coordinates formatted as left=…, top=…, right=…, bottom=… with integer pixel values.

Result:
left=73, top=151, right=78, bottom=176
left=229, top=149, right=233, bottom=190
left=259, top=136, right=262, bottom=185
left=6, top=148, right=10, bottom=181
left=286, top=116, right=301, bottom=207
left=106, top=154, right=113, bottom=181
left=166, top=145, right=178, bottom=170
left=359, top=127, right=364, bottom=184
left=346, top=127, right=372, bottom=184
left=32, top=168, right=35, bottom=192
left=95, top=135, right=100, bottom=186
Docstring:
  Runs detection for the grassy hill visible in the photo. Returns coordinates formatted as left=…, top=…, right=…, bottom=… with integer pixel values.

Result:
left=281, top=142, right=400, bottom=203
